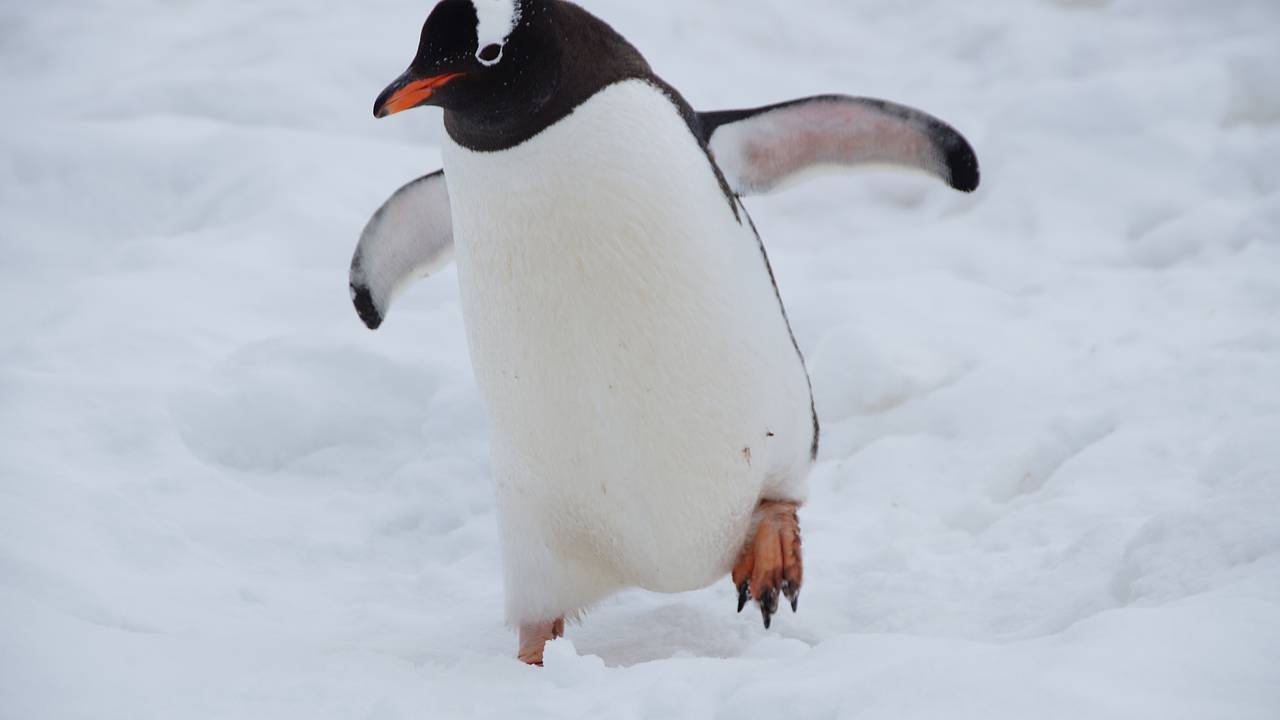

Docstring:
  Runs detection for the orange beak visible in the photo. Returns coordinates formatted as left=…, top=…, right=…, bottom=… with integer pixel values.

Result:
left=374, top=72, right=465, bottom=118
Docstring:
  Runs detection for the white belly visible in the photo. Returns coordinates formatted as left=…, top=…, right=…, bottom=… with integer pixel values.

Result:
left=442, top=80, right=813, bottom=623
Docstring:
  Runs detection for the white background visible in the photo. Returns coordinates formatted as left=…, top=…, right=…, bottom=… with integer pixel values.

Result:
left=2, top=0, right=1279, bottom=717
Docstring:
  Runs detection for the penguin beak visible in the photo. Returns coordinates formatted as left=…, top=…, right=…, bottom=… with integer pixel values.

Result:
left=374, top=70, right=465, bottom=118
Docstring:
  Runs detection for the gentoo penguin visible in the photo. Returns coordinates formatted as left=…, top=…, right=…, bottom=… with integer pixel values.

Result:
left=350, top=0, right=979, bottom=665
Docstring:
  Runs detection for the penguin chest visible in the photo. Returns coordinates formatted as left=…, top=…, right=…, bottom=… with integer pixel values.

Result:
left=441, top=81, right=812, bottom=586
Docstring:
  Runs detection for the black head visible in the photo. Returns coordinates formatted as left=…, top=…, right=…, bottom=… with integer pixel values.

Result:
left=373, top=0, right=558, bottom=120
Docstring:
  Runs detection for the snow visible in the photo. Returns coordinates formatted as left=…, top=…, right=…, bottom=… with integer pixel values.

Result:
left=2, top=0, right=1279, bottom=718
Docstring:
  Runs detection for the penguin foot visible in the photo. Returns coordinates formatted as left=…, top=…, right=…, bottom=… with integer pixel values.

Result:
left=517, top=617, right=565, bottom=666
left=732, top=500, right=803, bottom=629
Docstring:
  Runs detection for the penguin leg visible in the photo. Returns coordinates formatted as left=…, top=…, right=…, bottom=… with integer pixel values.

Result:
left=732, top=500, right=803, bottom=629
left=517, top=617, right=565, bottom=666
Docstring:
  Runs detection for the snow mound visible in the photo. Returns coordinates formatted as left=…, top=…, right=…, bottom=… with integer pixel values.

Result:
left=2, top=0, right=1279, bottom=718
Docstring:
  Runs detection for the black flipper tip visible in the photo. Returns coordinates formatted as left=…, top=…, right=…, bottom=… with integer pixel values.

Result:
left=350, top=284, right=384, bottom=330
left=945, top=138, right=981, bottom=193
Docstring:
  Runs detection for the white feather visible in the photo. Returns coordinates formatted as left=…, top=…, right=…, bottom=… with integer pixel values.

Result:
left=470, top=0, right=521, bottom=62
left=349, top=172, right=454, bottom=327
left=441, top=80, right=813, bottom=625
left=707, top=97, right=969, bottom=195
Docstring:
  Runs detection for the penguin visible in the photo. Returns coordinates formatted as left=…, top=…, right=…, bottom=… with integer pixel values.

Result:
left=350, top=0, right=979, bottom=665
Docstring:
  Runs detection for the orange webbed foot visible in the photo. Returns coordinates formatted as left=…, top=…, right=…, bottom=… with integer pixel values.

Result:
left=517, top=617, right=565, bottom=666
left=732, top=500, right=802, bottom=629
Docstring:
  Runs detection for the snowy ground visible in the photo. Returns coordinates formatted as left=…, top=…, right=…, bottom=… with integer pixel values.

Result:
left=3, top=0, right=1280, bottom=717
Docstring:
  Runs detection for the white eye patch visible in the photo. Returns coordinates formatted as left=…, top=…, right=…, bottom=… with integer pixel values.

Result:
left=470, top=0, right=521, bottom=65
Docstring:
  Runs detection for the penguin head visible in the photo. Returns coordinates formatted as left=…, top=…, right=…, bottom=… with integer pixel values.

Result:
left=373, top=0, right=554, bottom=119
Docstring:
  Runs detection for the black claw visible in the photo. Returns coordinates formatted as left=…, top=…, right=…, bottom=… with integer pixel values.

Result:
left=737, top=581, right=750, bottom=613
left=782, top=582, right=800, bottom=613
left=759, top=588, right=778, bottom=629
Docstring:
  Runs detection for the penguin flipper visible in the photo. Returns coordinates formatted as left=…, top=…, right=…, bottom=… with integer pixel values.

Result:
left=349, top=170, right=454, bottom=330
left=699, top=96, right=980, bottom=196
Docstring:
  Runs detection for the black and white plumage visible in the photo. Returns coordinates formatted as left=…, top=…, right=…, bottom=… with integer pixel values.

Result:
left=349, top=0, right=979, bottom=630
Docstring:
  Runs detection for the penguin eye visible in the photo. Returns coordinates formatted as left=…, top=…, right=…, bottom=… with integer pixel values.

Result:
left=477, top=43, right=503, bottom=64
